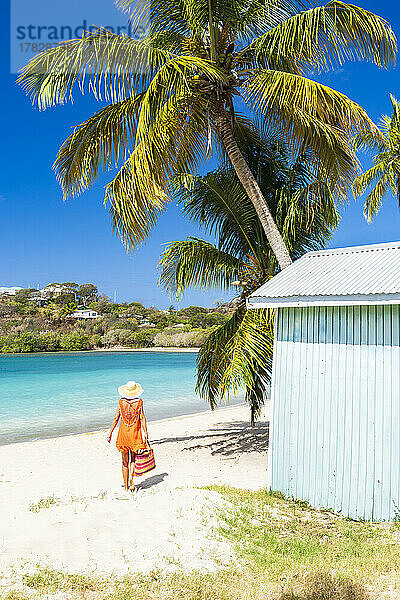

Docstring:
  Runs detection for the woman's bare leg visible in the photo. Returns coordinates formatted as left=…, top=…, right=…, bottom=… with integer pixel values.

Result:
left=121, top=452, right=130, bottom=490
left=129, top=451, right=136, bottom=491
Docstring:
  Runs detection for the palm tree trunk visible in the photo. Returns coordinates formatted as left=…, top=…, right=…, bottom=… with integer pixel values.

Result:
left=213, top=109, right=292, bottom=270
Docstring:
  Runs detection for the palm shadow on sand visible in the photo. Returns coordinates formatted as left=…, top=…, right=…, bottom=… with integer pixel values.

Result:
left=151, top=420, right=270, bottom=456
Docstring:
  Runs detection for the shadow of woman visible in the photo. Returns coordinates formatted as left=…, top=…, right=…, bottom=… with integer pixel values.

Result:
left=137, top=472, right=169, bottom=490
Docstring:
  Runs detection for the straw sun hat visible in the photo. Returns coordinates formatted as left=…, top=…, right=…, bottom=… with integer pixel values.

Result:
left=118, top=381, right=144, bottom=399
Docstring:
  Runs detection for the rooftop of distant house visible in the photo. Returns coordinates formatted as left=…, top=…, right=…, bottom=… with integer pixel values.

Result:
left=0, top=287, right=23, bottom=295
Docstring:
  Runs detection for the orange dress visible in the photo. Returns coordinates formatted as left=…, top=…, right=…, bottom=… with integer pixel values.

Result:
left=116, top=398, right=147, bottom=453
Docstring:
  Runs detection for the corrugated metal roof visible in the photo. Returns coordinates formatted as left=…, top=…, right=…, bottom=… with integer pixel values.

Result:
left=248, top=241, right=400, bottom=308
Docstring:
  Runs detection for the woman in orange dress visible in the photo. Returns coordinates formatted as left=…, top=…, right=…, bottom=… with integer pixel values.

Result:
left=107, top=381, right=148, bottom=491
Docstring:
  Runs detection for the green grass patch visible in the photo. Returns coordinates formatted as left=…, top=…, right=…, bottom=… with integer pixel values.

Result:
left=28, top=495, right=61, bottom=512
left=22, top=567, right=102, bottom=593
left=0, top=592, right=30, bottom=600
left=208, top=485, right=400, bottom=596
left=28, top=491, right=108, bottom=512
left=6, top=567, right=377, bottom=600
left=16, top=567, right=255, bottom=600
left=11, top=486, right=400, bottom=599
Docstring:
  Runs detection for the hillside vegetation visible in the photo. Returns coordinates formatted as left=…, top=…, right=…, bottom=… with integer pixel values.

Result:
left=0, top=285, right=228, bottom=353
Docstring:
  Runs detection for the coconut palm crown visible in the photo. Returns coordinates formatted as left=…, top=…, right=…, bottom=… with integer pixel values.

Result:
left=160, top=136, right=339, bottom=423
left=18, top=0, right=395, bottom=269
left=353, top=94, right=400, bottom=220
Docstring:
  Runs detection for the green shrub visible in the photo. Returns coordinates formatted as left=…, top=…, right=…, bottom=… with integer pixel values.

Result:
left=60, top=333, right=91, bottom=351
left=177, top=305, right=208, bottom=317
left=189, top=312, right=228, bottom=329
left=90, top=334, right=102, bottom=348
left=38, top=332, right=61, bottom=351
left=131, top=330, right=156, bottom=348
left=91, top=321, right=106, bottom=335
left=101, top=329, right=135, bottom=347
left=154, top=328, right=209, bottom=348
left=0, top=332, right=38, bottom=352
left=0, top=336, right=18, bottom=353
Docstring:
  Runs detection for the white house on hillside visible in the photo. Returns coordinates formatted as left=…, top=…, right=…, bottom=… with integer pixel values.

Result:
left=138, top=319, right=155, bottom=328
left=70, top=309, right=99, bottom=320
left=0, top=287, right=23, bottom=296
left=41, top=285, right=69, bottom=298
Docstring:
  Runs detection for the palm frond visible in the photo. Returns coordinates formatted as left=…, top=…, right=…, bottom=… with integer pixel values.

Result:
left=389, top=93, right=400, bottom=124
left=135, top=55, right=225, bottom=144
left=17, top=30, right=178, bottom=109
left=233, top=0, right=307, bottom=39
left=363, top=172, right=391, bottom=221
left=119, top=0, right=307, bottom=40
left=104, top=90, right=210, bottom=248
left=277, top=180, right=339, bottom=258
left=174, top=171, right=263, bottom=259
left=159, top=238, right=242, bottom=295
left=353, top=94, right=400, bottom=219
left=196, top=305, right=246, bottom=409
left=196, top=306, right=274, bottom=408
left=353, top=161, right=386, bottom=198
left=242, top=70, right=381, bottom=138
left=246, top=370, right=269, bottom=426
left=118, top=0, right=196, bottom=35
left=175, top=139, right=339, bottom=268
left=251, top=106, right=362, bottom=202
left=249, top=1, right=396, bottom=74
left=54, top=95, right=143, bottom=198
left=354, top=130, right=388, bottom=153
left=105, top=152, right=170, bottom=248
left=240, top=70, right=389, bottom=199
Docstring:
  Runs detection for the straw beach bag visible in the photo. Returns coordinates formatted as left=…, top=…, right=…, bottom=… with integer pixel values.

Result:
left=134, top=446, right=156, bottom=476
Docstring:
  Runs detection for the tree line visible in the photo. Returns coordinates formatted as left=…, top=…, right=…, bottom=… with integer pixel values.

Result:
left=0, top=291, right=228, bottom=353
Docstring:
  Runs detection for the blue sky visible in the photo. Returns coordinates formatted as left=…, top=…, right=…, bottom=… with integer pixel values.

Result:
left=1, top=0, right=399, bottom=307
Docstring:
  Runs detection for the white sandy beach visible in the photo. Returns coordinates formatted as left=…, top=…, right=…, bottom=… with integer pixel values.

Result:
left=0, top=403, right=269, bottom=579
left=92, top=346, right=200, bottom=352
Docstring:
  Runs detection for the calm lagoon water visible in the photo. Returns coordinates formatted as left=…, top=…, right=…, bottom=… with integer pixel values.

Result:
left=0, top=351, right=242, bottom=445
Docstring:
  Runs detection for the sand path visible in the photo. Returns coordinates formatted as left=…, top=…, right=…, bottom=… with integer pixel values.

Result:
left=0, top=404, right=269, bottom=576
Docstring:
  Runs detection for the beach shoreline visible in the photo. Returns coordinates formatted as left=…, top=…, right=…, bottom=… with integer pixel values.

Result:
left=0, top=401, right=246, bottom=449
left=0, top=346, right=200, bottom=357
left=1, top=403, right=269, bottom=576
left=0, top=350, right=215, bottom=447
left=92, top=346, right=200, bottom=352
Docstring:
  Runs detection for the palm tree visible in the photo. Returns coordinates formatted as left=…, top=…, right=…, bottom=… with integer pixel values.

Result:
left=159, top=139, right=339, bottom=424
left=58, top=302, right=79, bottom=321
left=18, top=0, right=395, bottom=270
left=353, top=94, right=400, bottom=220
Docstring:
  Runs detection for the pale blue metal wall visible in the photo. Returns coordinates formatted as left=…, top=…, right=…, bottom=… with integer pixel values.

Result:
left=270, top=304, right=400, bottom=521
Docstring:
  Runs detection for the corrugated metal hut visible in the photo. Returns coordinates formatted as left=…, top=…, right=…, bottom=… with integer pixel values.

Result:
left=248, top=241, right=400, bottom=521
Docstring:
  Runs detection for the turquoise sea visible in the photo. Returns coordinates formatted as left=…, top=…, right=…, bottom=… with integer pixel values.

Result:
left=0, top=351, right=242, bottom=445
